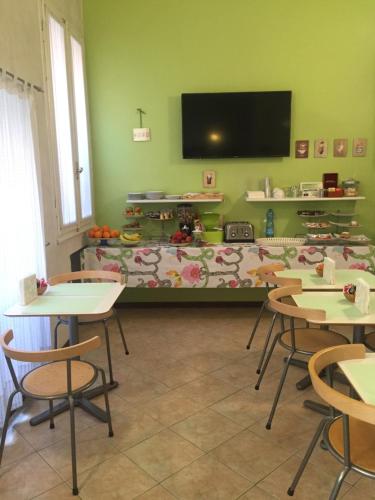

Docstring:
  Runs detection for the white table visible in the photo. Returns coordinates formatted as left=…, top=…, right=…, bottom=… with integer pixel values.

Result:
left=339, top=353, right=375, bottom=406
left=5, top=282, right=125, bottom=425
left=276, top=269, right=375, bottom=290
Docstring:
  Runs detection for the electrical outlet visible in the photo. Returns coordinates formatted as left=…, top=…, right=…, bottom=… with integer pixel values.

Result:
left=133, top=127, right=151, bottom=141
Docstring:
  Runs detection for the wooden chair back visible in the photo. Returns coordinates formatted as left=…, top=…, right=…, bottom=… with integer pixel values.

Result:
left=309, top=344, right=375, bottom=426
left=258, top=273, right=301, bottom=288
left=0, top=329, right=101, bottom=363
left=268, top=285, right=326, bottom=321
left=48, top=270, right=125, bottom=286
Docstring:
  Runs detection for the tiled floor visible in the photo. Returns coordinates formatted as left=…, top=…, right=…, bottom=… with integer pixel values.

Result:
left=0, top=306, right=373, bottom=499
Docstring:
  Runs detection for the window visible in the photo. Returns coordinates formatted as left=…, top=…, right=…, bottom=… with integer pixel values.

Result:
left=44, top=9, right=93, bottom=237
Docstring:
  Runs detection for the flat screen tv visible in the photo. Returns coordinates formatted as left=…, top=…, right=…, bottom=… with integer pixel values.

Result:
left=181, top=91, right=292, bottom=159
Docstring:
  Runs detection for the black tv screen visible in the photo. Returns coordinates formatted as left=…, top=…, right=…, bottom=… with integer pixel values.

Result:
left=181, top=91, right=292, bottom=159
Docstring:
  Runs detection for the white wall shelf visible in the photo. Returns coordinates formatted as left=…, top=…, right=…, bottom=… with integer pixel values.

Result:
left=126, top=198, right=223, bottom=204
left=245, top=197, right=365, bottom=202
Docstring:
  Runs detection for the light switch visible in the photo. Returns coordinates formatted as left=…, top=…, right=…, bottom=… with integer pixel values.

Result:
left=133, top=127, right=151, bottom=141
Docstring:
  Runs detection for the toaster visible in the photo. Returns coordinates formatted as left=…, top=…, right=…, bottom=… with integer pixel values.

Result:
left=224, top=222, right=254, bottom=243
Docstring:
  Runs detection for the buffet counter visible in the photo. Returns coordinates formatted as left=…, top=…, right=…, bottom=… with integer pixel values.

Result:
left=82, top=244, right=375, bottom=289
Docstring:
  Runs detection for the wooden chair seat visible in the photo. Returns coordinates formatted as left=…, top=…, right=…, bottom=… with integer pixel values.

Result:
left=59, top=310, right=113, bottom=324
left=22, top=360, right=96, bottom=397
left=279, top=328, right=349, bottom=354
left=328, top=415, right=375, bottom=473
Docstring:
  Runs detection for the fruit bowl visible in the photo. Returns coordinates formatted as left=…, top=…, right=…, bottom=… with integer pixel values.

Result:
left=169, top=242, right=190, bottom=247
left=119, top=239, right=143, bottom=247
left=315, top=263, right=324, bottom=277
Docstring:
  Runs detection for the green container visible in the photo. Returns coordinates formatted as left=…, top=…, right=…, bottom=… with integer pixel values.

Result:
left=202, top=230, right=224, bottom=244
left=201, top=212, right=220, bottom=231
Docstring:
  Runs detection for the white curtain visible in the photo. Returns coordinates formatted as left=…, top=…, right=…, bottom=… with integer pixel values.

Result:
left=0, top=75, right=50, bottom=426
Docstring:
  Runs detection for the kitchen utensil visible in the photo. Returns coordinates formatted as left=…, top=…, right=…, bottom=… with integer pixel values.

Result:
left=224, top=222, right=254, bottom=242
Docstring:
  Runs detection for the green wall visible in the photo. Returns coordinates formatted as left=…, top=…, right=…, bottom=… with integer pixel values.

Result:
left=83, top=0, right=375, bottom=301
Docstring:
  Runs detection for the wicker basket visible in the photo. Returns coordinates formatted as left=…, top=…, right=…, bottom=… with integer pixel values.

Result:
left=255, top=237, right=306, bottom=247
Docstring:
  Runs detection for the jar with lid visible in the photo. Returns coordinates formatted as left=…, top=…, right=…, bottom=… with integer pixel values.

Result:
left=342, top=178, right=359, bottom=197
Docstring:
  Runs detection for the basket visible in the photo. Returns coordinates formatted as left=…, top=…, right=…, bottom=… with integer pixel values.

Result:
left=255, top=237, right=306, bottom=247
left=344, top=292, right=356, bottom=303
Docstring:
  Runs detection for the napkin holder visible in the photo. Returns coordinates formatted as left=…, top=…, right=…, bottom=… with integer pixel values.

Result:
left=355, top=278, right=370, bottom=314
left=323, top=257, right=335, bottom=285
left=19, top=274, right=37, bottom=305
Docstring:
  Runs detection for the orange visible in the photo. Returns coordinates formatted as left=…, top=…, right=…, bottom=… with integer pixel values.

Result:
left=88, top=229, right=95, bottom=238
left=102, top=231, right=110, bottom=238
left=92, top=225, right=100, bottom=232
left=102, top=224, right=110, bottom=233
left=94, top=230, right=102, bottom=238
left=110, top=229, right=120, bottom=238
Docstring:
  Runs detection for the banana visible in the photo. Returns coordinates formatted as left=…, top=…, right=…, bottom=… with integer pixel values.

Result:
left=120, top=233, right=141, bottom=242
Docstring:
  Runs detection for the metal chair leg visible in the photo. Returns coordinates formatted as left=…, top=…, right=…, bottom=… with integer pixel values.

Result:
left=99, top=368, right=113, bottom=437
left=329, top=467, right=350, bottom=500
left=68, top=396, right=79, bottom=496
left=48, top=400, right=55, bottom=429
left=112, top=308, right=129, bottom=355
left=246, top=299, right=267, bottom=350
left=266, top=351, right=294, bottom=429
left=287, top=417, right=328, bottom=496
left=53, top=319, right=62, bottom=349
left=255, top=332, right=281, bottom=390
left=256, top=312, right=278, bottom=374
left=0, top=390, right=20, bottom=465
left=103, top=322, right=115, bottom=384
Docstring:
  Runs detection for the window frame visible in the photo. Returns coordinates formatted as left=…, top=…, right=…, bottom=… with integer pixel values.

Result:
left=42, top=4, right=95, bottom=242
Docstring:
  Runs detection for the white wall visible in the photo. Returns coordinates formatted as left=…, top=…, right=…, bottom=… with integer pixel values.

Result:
left=0, top=0, right=86, bottom=277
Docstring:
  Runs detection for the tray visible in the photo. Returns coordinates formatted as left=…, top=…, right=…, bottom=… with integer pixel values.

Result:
left=329, top=212, right=356, bottom=217
left=333, top=234, right=371, bottom=244
left=302, top=222, right=331, bottom=229
left=255, top=237, right=306, bottom=247
left=328, top=221, right=361, bottom=228
left=297, top=210, right=327, bottom=218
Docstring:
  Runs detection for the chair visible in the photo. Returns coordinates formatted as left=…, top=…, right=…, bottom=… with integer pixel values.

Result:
left=288, top=343, right=375, bottom=499
left=255, top=285, right=350, bottom=429
left=0, top=330, right=113, bottom=496
left=49, top=270, right=129, bottom=385
left=246, top=263, right=286, bottom=360
left=364, top=331, right=375, bottom=351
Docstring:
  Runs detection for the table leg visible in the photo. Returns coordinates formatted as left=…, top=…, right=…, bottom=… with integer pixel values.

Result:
left=353, top=324, right=365, bottom=344
left=303, top=400, right=331, bottom=416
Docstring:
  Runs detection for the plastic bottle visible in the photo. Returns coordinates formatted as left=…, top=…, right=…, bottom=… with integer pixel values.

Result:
left=265, top=208, right=274, bottom=237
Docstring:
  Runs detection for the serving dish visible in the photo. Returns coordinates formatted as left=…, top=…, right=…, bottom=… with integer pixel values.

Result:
left=128, top=192, right=145, bottom=200
left=168, top=242, right=191, bottom=247
left=297, top=210, right=327, bottom=217
left=302, top=222, right=331, bottom=229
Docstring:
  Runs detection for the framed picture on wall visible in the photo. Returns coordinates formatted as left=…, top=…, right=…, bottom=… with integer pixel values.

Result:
left=203, top=170, right=216, bottom=188
left=333, top=138, right=348, bottom=157
left=352, top=138, right=367, bottom=157
left=295, top=140, right=309, bottom=158
left=314, top=139, right=328, bottom=158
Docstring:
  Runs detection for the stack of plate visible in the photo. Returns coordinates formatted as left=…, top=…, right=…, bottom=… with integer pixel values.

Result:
left=145, top=191, right=165, bottom=200
left=128, top=192, right=145, bottom=200
left=165, top=194, right=182, bottom=200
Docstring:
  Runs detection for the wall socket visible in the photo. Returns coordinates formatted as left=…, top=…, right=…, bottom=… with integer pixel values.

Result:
left=133, top=127, right=151, bottom=141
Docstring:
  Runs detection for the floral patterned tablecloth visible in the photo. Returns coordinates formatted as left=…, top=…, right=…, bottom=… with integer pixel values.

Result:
left=82, top=245, right=375, bottom=289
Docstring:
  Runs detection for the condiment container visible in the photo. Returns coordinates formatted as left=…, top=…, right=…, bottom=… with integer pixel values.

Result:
left=342, top=178, right=359, bottom=197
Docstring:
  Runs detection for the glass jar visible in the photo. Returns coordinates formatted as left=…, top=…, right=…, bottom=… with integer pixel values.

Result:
left=342, top=178, right=359, bottom=197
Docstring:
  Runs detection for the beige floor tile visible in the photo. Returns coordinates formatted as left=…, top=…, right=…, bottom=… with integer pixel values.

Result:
left=0, top=426, right=34, bottom=467
left=39, top=422, right=118, bottom=481
left=162, top=454, right=252, bottom=500
left=89, top=390, right=131, bottom=415
left=258, top=455, right=351, bottom=499
left=238, top=485, right=278, bottom=499
left=171, top=408, right=244, bottom=451
left=147, top=359, right=202, bottom=388
left=210, top=428, right=291, bottom=483
left=134, top=484, right=177, bottom=499
left=249, top=407, right=320, bottom=454
left=96, top=407, right=164, bottom=451
left=33, top=482, right=76, bottom=499
left=174, top=374, right=238, bottom=406
left=342, top=477, right=375, bottom=498
left=176, top=351, right=231, bottom=374
left=124, top=428, right=203, bottom=481
left=0, top=453, right=62, bottom=500
left=140, top=389, right=203, bottom=427
left=115, top=366, right=170, bottom=405
left=78, top=454, right=156, bottom=499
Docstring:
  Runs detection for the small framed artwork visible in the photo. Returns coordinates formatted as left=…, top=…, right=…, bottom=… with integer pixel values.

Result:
left=295, top=140, right=309, bottom=159
left=333, top=138, right=348, bottom=157
left=314, top=139, right=328, bottom=158
left=203, top=170, right=216, bottom=188
left=352, top=138, right=367, bottom=157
